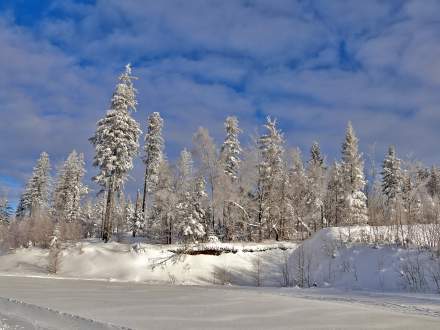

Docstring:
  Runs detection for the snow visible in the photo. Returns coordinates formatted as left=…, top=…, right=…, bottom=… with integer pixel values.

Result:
left=288, top=226, right=440, bottom=292
left=0, top=276, right=439, bottom=329
left=0, top=240, right=297, bottom=286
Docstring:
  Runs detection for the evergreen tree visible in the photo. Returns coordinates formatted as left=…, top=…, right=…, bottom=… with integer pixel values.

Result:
left=17, top=152, right=51, bottom=217
left=142, top=112, right=164, bottom=214
left=381, top=146, right=402, bottom=205
left=220, top=116, right=242, bottom=181
left=306, top=142, right=326, bottom=231
left=192, top=127, right=219, bottom=233
left=0, top=196, right=12, bottom=224
left=178, top=176, right=207, bottom=243
left=53, top=150, right=88, bottom=222
left=89, top=64, right=141, bottom=242
left=340, top=122, right=368, bottom=225
left=325, top=162, right=345, bottom=226
left=256, top=117, right=285, bottom=241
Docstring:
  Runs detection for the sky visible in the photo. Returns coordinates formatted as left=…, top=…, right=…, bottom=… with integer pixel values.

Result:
left=1, top=0, right=440, bottom=207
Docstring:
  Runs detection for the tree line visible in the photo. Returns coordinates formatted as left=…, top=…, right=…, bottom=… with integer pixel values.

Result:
left=3, top=64, right=440, bottom=247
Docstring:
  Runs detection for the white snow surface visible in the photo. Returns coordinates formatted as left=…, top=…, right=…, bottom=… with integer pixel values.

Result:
left=0, top=276, right=439, bottom=329
left=1, top=227, right=440, bottom=328
left=288, top=226, right=440, bottom=293
left=0, top=240, right=297, bottom=286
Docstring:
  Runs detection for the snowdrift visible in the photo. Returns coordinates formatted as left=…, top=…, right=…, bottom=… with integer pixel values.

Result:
left=0, top=240, right=297, bottom=287
left=288, top=226, right=440, bottom=293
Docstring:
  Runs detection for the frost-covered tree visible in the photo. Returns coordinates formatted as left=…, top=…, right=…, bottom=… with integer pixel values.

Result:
left=306, top=142, right=326, bottom=231
left=129, top=190, right=143, bottom=237
left=256, top=117, right=285, bottom=241
left=289, top=148, right=309, bottom=236
left=17, top=152, right=51, bottom=218
left=340, top=122, right=368, bottom=225
left=149, top=160, right=176, bottom=243
left=219, top=116, right=242, bottom=240
left=89, top=64, right=141, bottom=242
left=325, top=162, right=345, bottom=226
left=0, top=196, right=12, bottom=225
left=178, top=177, right=207, bottom=243
left=381, top=146, right=402, bottom=206
left=53, top=150, right=87, bottom=223
left=427, top=166, right=440, bottom=198
left=142, top=112, right=164, bottom=215
left=220, top=116, right=242, bottom=181
left=192, top=127, right=219, bottom=233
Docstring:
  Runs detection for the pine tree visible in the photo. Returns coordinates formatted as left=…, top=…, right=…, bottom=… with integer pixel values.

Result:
left=325, top=162, right=345, bottom=226
left=17, top=152, right=51, bottom=218
left=427, top=166, right=440, bottom=198
left=340, top=122, right=368, bottom=225
left=130, top=190, right=144, bottom=237
left=0, top=196, right=12, bottom=225
left=381, top=146, right=402, bottom=205
left=178, top=177, right=207, bottom=243
left=53, top=150, right=88, bottom=223
left=220, top=116, right=242, bottom=181
left=256, top=117, right=285, bottom=241
left=219, top=116, right=242, bottom=240
left=306, top=142, right=326, bottom=231
left=89, top=64, right=141, bottom=242
left=142, top=112, right=164, bottom=215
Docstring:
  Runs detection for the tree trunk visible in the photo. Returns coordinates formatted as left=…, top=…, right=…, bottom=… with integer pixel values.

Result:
left=103, top=179, right=114, bottom=243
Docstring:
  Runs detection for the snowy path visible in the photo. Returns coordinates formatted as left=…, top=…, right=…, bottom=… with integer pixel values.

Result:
left=0, top=276, right=439, bottom=329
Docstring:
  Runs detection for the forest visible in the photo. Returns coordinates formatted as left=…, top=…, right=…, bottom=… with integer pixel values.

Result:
left=1, top=64, right=439, bottom=252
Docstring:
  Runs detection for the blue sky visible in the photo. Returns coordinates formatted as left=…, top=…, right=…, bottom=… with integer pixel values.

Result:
left=1, top=0, right=440, bottom=207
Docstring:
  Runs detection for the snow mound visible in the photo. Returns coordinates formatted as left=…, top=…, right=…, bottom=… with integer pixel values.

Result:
left=0, top=240, right=297, bottom=286
left=289, top=226, right=440, bottom=293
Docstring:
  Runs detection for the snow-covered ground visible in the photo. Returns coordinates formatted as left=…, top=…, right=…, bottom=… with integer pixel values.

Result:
left=288, top=226, right=440, bottom=293
left=0, top=240, right=297, bottom=286
left=0, top=276, right=439, bottom=329
left=1, top=226, right=440, bottom=328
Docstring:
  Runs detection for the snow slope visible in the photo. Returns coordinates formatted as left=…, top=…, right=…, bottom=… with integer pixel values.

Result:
left=0, top=240, right=296, bottom=287
left=288, top=226, right=440, bottom=293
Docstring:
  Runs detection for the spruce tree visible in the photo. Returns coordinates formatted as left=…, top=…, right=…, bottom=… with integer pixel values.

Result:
left=340, top=122, right=368, bottom=225
left=306, top=142, right=326, bottom=231
left=220, top=116, right=242, bottom=181
left=53, top=150, right=87, bottom=222
left=90, top=64, right=141, bottom=242
left=17, top=152, right=51, bottom=218
left=381, top=146, right=402, bottom=205
left=142, top=112, right=164, bottom=214
left=256, top=117, right=285, bottom=240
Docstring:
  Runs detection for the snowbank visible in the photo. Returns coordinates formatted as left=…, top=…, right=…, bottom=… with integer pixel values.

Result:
left=0, top=240, right=297, bottom=287
left=288, top=226, right=440, bottom=293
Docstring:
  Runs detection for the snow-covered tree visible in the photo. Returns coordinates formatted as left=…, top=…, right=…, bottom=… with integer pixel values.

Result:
left=340, top=122, right=368, bottom=225
left=53, top=150, right=87, bottom=223
left=192, top=127, right=219, bottom=233
left=89, top=64, right=141, bottom=242
left=381, top=146, right=402, bottom=206
left=325, top=162, right=345, bottom=226
left=148, top=160, right=176, bottom=243
left=256, top=117, right=285, bottom=241
left=0, top=196, right=12, bottom=225
left=219, top=116, right=242, bottom=240
left=17, top=152, right=51, bottom=218
left=306, top=142, right=326, bottom=231
left=288, top=148, right=309, bottom=236
left=142, top=112, right=164, bottom=214
left=178, top=177, right=207, bottom=243
left=220, top=116, right=242, bottom=181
